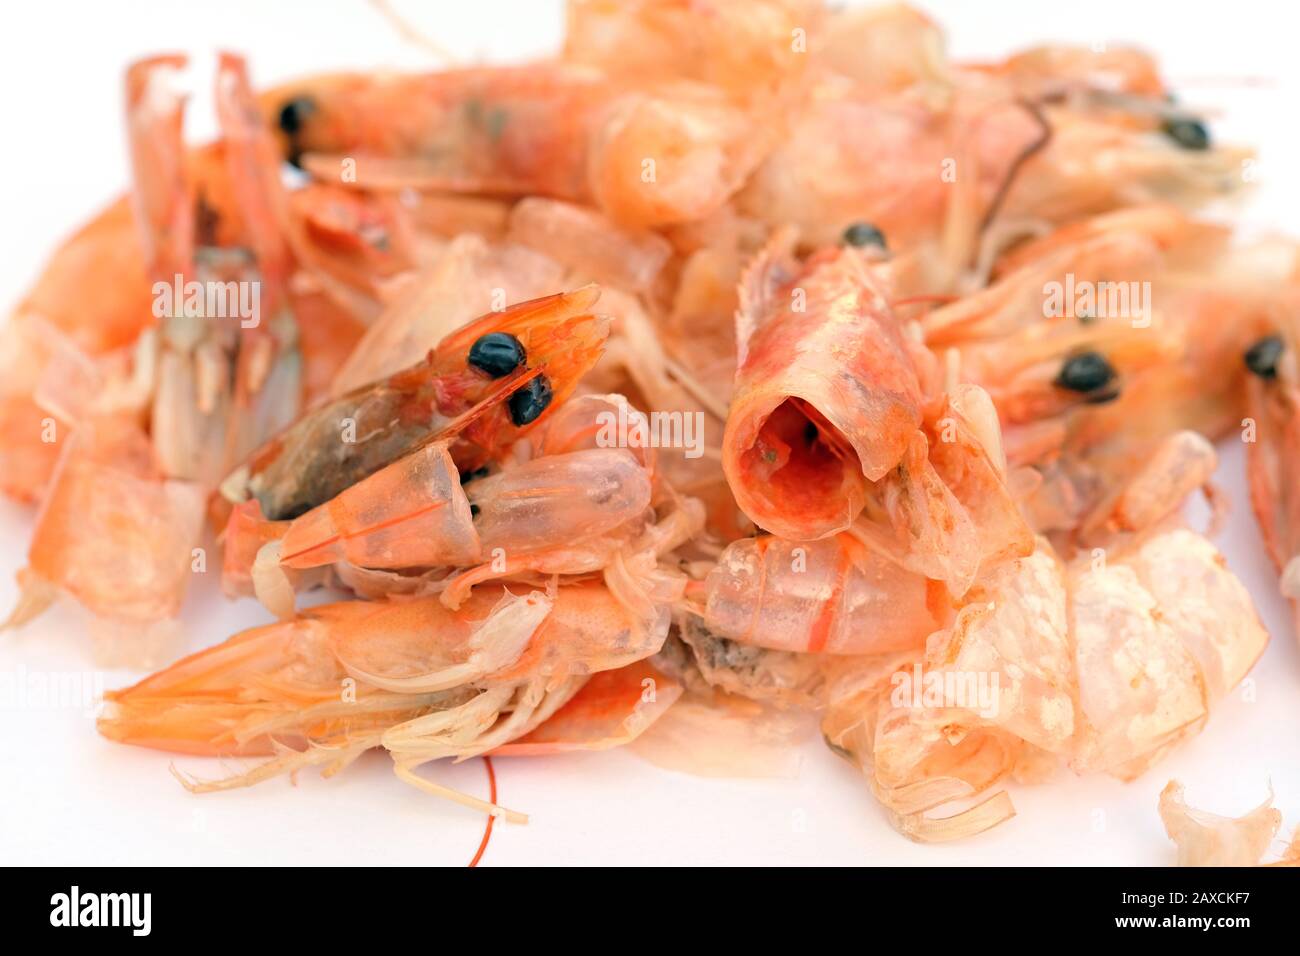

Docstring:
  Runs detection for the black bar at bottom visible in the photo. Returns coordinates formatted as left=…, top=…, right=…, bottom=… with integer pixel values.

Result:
left=1, top=866, right=1292, bottom=939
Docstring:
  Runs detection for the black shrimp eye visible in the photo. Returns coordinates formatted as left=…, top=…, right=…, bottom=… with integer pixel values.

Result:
left=1161, top=116, right=1210, bottom=151
left=842, top=221, right=887, bottom=250
left=1245, top=335, right=1285, bottom=379
left=1055, top=351, right=1117, bottom=393
left=468, top=332, right=526, bottom=378
left=277, top=96, right=316, bottom=137
left=508, top=374, right=552, bottom=426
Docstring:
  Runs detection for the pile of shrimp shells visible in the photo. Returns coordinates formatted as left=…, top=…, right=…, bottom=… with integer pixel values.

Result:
left=4, top=1, right=1300, bottom=857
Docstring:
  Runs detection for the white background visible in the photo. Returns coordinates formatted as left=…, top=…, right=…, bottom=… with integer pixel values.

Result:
left=2, top=0, right=1299, bottom=866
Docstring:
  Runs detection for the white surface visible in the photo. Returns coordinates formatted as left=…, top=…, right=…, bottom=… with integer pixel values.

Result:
left=2, top=0, right=1299, bottom=866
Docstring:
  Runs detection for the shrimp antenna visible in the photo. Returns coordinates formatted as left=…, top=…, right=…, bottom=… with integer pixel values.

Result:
left=369, top=0, right=463, bottom=65
left=977, top=98, right=1054, bottom=239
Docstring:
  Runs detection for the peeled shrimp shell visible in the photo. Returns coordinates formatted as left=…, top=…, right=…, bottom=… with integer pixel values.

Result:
left=469, top=448, right=652, bottom=553
left=704, top=534, right=943, bottom=654
left=280, top=442, right=479, bottom=570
